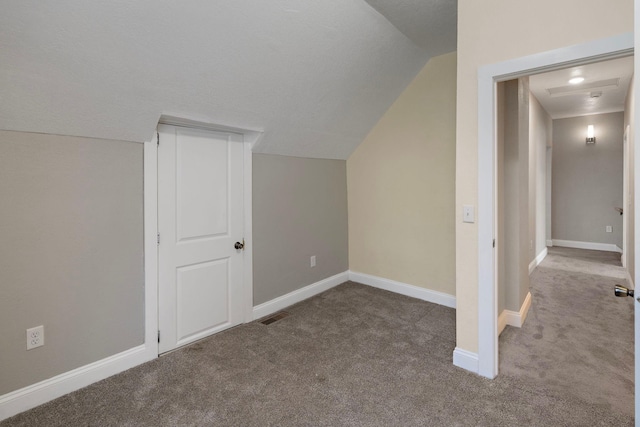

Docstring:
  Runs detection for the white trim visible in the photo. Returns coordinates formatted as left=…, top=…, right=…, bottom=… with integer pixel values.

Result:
left=504, top=292, right=532, bottom=328
left=349, top=271, right=457, bottom=309
left=252, top=272, right=349, bottom=320
left=453, top=348, right=479, bottom=374
left=242, top=142, right=254, bottom=322
left=529, top=247, right=548, bottom=274
left=143, top=138, right=160, bottom=359
left=0, top=345, right=150, bottom=421
left=158, top=115, right=264, bottom=149
left=498, top=310, right=508, bottom=335
left=552, top=239, right=622, bottom=253
left=498, top=291, right=532, bottom=338
left=477, top=33, right=633, bottom=380
left=546, top=239, right=553, bottom=247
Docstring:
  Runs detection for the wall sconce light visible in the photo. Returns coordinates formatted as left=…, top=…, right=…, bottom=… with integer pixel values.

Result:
left=586, top=125, right=596, bottom=144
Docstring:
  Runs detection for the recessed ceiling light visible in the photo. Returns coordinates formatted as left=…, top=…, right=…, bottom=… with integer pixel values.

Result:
left=569, top=77, right=585, bottom=84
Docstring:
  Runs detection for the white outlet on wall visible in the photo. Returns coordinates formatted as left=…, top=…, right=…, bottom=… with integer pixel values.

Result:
left=606, top=226, right=613, bottom=233
left=310, top=255, right=316, bottom=267
left=27, top=325, right=44, bottom=350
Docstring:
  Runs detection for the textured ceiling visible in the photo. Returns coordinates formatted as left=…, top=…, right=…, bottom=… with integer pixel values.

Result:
left=363, top=0, right=457, bottom=56
left=0, top=1, right=456, bottom=159
left=529, top=56, right=634, bottom=119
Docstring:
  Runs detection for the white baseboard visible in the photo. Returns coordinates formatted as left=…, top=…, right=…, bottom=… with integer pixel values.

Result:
left=529, top=247, right=548, bottom=274
left=546, top=239, right=553, bottom=247
left=552, top=239, right=622, bottom=254
left=453, top=347, right=479, bottom=374
left=498, top=310, right=508, bottom=335
left=348, top=271, right=456, bottom=309
left=501, top=292, right=532, bottom=329
left=252, top=271, right=349, bottom=320
left=0, top=344, right=154, bottom=421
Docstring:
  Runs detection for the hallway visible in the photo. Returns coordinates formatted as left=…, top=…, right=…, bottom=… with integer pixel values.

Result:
left=499, top=246, right=634, bottom=419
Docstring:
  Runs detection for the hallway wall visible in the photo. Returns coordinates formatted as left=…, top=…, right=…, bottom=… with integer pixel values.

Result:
left=552, top=113, right=624, bottom=250
left=624, top=76, right=635, bottom=283
left=529, top=93, right=552, bottom=260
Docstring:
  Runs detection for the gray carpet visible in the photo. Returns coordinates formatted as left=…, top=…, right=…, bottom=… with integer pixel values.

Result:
left=2, top=247, right=634, bottom=426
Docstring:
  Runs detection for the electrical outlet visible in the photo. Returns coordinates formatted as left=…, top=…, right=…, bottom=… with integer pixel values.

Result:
left=27, top=325, right=44, bottom=350
left=606, top=226, right=613, bottom=233
left=310, top=255, right=316, bottom=267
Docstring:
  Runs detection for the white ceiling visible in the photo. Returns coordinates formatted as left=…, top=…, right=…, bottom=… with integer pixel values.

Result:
left=529, top=56, right=634, bottom=120
left=363, top=0, right=457, bottom=56
left=1, top=1, right=457, bottom=159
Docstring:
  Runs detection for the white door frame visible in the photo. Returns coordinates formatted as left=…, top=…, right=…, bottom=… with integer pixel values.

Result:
left=476, top=33, right=634, bottom=379
left=144, top=118, right=260, bottom=357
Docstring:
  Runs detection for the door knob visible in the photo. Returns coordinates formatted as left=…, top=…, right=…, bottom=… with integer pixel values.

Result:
left=614, top=285, right=634, bottom=298
left=234, top=241, right=244, bottom=250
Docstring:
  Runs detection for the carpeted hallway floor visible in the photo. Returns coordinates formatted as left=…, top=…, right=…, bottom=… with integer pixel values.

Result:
left=2, top=247, right=634, bottom=426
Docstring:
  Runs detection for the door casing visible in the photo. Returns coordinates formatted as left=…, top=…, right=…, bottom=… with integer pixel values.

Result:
left=144, top=119, right=256, bottom=358
left=476, top=33, right=634, bottom=379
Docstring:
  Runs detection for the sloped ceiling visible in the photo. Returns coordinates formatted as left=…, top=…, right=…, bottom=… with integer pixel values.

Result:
left=1, top=1, right=456, bottom=159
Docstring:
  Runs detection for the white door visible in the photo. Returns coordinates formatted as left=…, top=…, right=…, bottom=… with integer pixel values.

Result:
left=158, top=124, right=245, bottom=354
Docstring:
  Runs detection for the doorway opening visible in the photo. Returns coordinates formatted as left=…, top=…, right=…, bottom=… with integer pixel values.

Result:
left=476, top=33, right=634, bottom=379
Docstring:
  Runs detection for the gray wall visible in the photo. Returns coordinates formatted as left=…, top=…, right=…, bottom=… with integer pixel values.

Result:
left=497, top=82, right=506, bottom=314
left=529, top=93, right=552, bottom=259
left=499, top=78, right=531, bottom=313
left=252, top=154, right=349, bottom=305
left=624, top=76, right=635, bottom=283
left=552, top=113, right=624, bottom=248
left=0, top=131, right=144, bottom=395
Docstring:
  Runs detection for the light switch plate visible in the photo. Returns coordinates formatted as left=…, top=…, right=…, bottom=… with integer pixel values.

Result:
left=463, top=205, right=475, bottom=223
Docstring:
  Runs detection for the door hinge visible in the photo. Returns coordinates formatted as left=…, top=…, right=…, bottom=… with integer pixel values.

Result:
left=493, top=239, right=496, bottom=248
left=156, top=132, right=159, bottom=146
left=157, top=330, right=160, bottom=343
left=157, top=232, right=160, bottom=244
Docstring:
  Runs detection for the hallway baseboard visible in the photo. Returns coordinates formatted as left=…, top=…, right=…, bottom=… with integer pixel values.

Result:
left=529, top=247, right=548, bottom=274
left=500, top=292, right=532, bottom=330
left=552, top=239, right=622, bottom=254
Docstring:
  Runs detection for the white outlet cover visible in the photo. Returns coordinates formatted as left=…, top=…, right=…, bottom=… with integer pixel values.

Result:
left=310, top=256, right=316, bottom=267
left=27, top=325, right=44, bottom=350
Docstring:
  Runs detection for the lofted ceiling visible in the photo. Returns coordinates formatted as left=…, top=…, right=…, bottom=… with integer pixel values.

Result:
left=529, top=56, right=634, bottom=120
left=0, top=1, right=457, bottom=159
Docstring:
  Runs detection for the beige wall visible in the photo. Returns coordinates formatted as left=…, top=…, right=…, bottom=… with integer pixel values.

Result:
left=552, top=113, right=624, bottom=248
left=0, top=131, right=144, bottom=395
left=456, top=0, right=633, bottom=353
left=624, top=76, right=635, bottom=284
left=252, top=154, right=349, bottom=305
left=347, top=52, right=456, bottom=295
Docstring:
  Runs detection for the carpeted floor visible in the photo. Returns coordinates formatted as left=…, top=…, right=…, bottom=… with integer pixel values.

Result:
left=2, top=247, right=634, bottom=426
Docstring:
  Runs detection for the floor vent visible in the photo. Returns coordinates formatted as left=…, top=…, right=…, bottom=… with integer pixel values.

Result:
left=260, top=311, right=290, bottom=325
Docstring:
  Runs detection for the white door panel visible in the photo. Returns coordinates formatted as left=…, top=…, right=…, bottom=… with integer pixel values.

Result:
left=158, top=124, right=244, bottom=354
